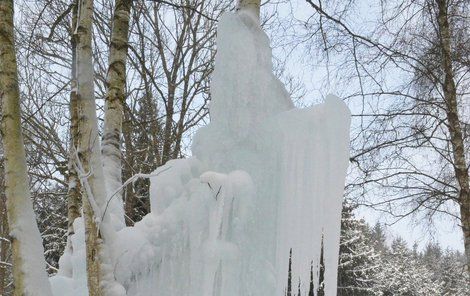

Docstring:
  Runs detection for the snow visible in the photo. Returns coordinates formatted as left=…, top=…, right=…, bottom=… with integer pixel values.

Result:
left=50, top=10, right=350, bottom=296
left=50, top=219, right=88, bottom=296
left=10, top=211, right=53, bottom=296
left=107, top=166, right=253, bottom=296
left=149, top=158, right=203, bottom=214
left=7, top=172, right=53, bottom=295
left=103, top=157, right=126, bottom=230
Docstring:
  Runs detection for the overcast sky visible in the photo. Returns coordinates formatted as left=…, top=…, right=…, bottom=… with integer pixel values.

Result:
left=265, top=0, right=465, bottom=251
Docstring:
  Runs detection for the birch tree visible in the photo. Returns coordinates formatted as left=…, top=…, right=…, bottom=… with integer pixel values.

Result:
left=237, top=0, right=260, bottom=18
left=434, top=0, right=470, bottom=271
left=74, top=0, right=125, bottom=294
left=0, top=157, right=12, bottom=296
left=67, top=0, right=81, bottom=249
left=0, top=0, right=53, bottom=294
left=75, top=0, right=103, bottom=291
left=101, top=0, right=131, bottom=229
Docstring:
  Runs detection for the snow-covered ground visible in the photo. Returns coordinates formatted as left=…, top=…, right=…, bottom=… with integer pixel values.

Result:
left=50, top=9, right=350, bottom=296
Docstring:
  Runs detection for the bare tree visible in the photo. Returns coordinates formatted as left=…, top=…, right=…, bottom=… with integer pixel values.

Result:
left=0, top=156, right=12, bottom=296
left=75, top=0, right=114, bottom=293
left=120, top=0, right=229, bottom=222
left=435, top=0, right=470, bottom=269
left=0, top=0, right=53, bottom=294
left=303, top=0, right=470, bottom=269
left=101, top=0, right=132, bottom=229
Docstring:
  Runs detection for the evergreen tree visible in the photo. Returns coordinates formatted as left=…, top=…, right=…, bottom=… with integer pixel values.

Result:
left=427, top=248, right=470, bottom=296
left=286, top=248, right=292, bottom=296
left=369, top=222, right=387, bottom=253
left=308, top=262, right=314, bottom=296
left=337, top=203, right=380, bottom=295
left=317, top=241, right=325, bottom=296
left=378, top=238, right=441, bottom=295
left=335, top=204, right=469, bottom=296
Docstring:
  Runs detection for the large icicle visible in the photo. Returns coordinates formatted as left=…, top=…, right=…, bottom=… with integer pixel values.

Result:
left=275, top=96, right=350, bottom=294
left=194, top=11, right=350, bottom=295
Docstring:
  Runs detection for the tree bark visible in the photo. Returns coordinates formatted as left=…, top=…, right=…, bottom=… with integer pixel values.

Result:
left=436, top=0, right=470, bottom=271
left=60, top=0, right=82, bottom=279
left=75, top=0, right=126, bottom=293
left=0, top=0, right=53, bottom=294
left=122, top=105, right=136, bottom=225
left=75, top=0, right=105, bottom=294
left=237, top=0, right=260, bottom=19
left=67, top=0, right=81, bottom=249
left=161, top=93, right=174, bottom=165
left=102, top=0, right=132, bottom=230
left=0, top=158, right=10, bottom=296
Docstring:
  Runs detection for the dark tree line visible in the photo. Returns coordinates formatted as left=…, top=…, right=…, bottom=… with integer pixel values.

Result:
left=285, top=202, right=469, bottom=296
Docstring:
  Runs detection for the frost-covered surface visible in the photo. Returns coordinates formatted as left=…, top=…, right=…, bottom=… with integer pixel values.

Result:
left=115, top=166, right=254, bottom=295
left=50, top=219, right=88, bottom=295
left=103, top=159, right=126, bottom=230
left=9, top=194, right=53, bottom=295
left=51, top=10, right=350, bottom=296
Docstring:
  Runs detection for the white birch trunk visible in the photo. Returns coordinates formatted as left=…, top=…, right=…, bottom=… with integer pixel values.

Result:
left=101, top=0, right=132, bottom=230
left=237, top=0, right=260, bottom=19
left=75, top=0, right=125, bottom=294
left=59, top=0, right=82, bottom=279
left=0, top=1, right=53, bottom=295
left=436, top=0, right=470, bottom=273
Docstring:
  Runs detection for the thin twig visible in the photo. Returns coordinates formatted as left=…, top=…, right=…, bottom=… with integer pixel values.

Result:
left=100, top=166, right=172, bottom=223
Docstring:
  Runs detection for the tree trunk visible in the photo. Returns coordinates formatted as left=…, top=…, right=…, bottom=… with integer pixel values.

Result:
left=0, top=1, right=53, bottom=295
left=60, top=0, right=82, bottom=279
left=161, top=98, right=174, bottom=165
left=67, top=0, right=81, bottom=250
left=0, top=158, right=10, bottom=296
left=237, top=0, right=260, bottom=19
left=102, top=0, right=132, bottom=230
left=436, top=0, right=470, bottom=271
left=122, top=105, right=136, bottom=225
left=75, top=0, right=125, bottom=293
left=75, top=0, right=109, bottom=294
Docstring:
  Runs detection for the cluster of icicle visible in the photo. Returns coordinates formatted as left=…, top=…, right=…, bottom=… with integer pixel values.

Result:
left=50, top=10, right=350, bottom=296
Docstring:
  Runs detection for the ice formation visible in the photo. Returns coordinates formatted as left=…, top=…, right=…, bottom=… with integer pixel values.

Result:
left=51, top=10, right=350, bottom=296
left=50, top=219, right=88, bottom=295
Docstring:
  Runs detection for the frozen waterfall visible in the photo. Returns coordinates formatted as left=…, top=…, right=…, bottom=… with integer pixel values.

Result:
left=50, top=10, right=350, bottom=296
